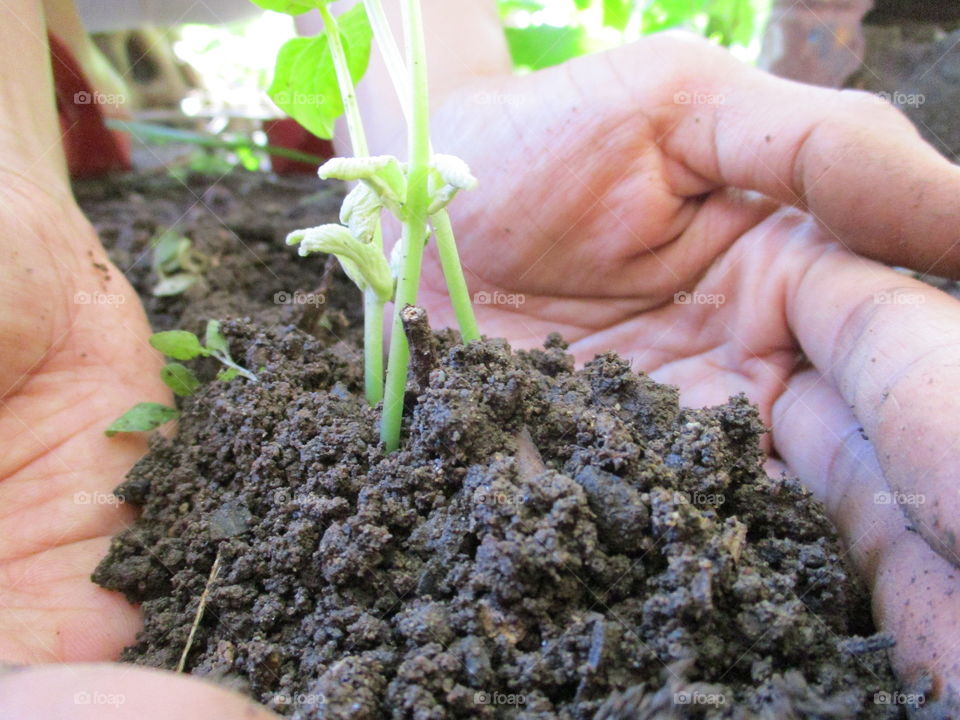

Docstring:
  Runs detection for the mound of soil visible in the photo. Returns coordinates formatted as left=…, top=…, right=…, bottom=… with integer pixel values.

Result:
left=79, top=171, right=904, bottom=719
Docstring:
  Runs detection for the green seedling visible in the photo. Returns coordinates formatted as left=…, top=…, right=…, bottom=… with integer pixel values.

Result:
left=256, top=0, right=480, bottom=451
left=151, top=321, right=258, bottom=385
left=151, top=230, right=210, bottom=297
left=105, top=321, right=256, bottom=437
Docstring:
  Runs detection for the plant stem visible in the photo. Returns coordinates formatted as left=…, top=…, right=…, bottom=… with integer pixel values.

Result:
left=362, top=0, right=410, bottom=125
left=381, top=0, right=432, bottom=451
left=431, top=209, right=479, bottom=342
left=317, top=0, right=385, bottom=405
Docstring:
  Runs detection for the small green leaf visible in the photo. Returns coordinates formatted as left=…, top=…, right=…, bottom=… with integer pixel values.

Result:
left=247, top=0, right=316, bottom=15
left=217, top=367, right=240, bottom=382
left=602, top=0, right=633, bottom=30
left=267, top=4, right=372, bottom=139
left=161, top=363, right=200, bottom=396
left=152, top=230, right=185, bottom=274
left=105, top=402, right=179, bottom=437
left=504, top=25, right=589, bottom=70
left=152, top=273, right=197, bottom=297
left=150, top=330, right=206, bottom=360
left=204, top=320, right=229, bottom=355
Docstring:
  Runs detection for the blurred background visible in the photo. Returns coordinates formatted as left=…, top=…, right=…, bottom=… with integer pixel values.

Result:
left=61, top=0, right=960, bottom=177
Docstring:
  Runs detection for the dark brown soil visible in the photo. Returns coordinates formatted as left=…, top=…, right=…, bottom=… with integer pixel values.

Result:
left=79, top=170, right=908, bottom=719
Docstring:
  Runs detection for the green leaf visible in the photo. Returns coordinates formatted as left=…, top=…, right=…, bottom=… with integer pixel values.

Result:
left=105, top=402, right=179, bottom=437
left=217, top=367, right=240, bottom=382
left=152, top=273, right=197, bottom=297
left=150, top=330, right=207, bottom=360
left=204, top=320, right=230, bottom=355
left=152, top=230, right=186, bottom=274
left=504, top=25, right=589, bottom=70
left=497, top=0, right=546, bottom=15
left=267, top=4, right=372, bottom=139
left=573, top=0, right=592, bottom=9
left=247, top=0, right=316, bottom=15
left=161, top=363, right=200, bottom=396
left=602, top=0, right=633, bottom=30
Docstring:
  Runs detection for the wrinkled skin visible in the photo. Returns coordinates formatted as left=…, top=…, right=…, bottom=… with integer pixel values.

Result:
left=4, top=1, right=960, bottom=716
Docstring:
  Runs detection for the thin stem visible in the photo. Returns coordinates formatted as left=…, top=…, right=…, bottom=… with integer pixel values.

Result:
left=431, top=209, right=479, bottom=342
left=363, top=288, right=384, bottom=403
left=318, top=0, right=385, bottom=405
left=317, top=1, right=369, bottom=157
left=381, top=0, right=432, bottom=451
left=362, top=0, right=411, bottom=125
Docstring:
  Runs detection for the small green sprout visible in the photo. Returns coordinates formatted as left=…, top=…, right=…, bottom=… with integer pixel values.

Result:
left=105, top=403, right=180, bottom=437
left=151, top=230, right=209, bottom=297
left=105, top=321, right=256, bottom=437
left=150, top=321, right=258, bottom=386
left=257, top=0, right=480, bottom=451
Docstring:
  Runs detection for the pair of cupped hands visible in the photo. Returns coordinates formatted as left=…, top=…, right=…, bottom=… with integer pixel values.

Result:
left=3, top=19, right=960, bottom=717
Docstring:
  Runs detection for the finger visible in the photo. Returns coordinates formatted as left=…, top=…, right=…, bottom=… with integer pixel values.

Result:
left=610, top=34, right=960, bottom=276
left=773, top=369, right=960, bottom=705
left=0, top=664, right=282, bottom=720
left=782, top=224, right=960, bottom=568
left=0, top=0, right=67, bottom=184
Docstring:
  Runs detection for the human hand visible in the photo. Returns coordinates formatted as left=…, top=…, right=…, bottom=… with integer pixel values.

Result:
left=367, top=30, right=960, bottom=702
left=0, top=2, right=280, bottom=718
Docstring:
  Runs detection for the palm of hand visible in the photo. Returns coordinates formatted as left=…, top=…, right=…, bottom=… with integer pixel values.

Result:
left=0, top=175, right=167, bottom=663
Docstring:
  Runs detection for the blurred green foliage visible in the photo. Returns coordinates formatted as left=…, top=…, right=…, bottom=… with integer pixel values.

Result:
left=500, top=0, right=771, bottom=71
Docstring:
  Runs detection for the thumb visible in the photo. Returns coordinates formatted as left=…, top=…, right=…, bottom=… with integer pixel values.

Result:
left=0, top=664, right=281, bottom=720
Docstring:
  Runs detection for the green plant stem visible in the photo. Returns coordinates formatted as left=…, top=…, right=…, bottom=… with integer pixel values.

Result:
left=317, top=0, right=385, bottom=405
left=431, top=209, right=479, bottom=342
left=362, top=0, right=410, bottom=125
left=381, top=0, right=433, bottom=451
